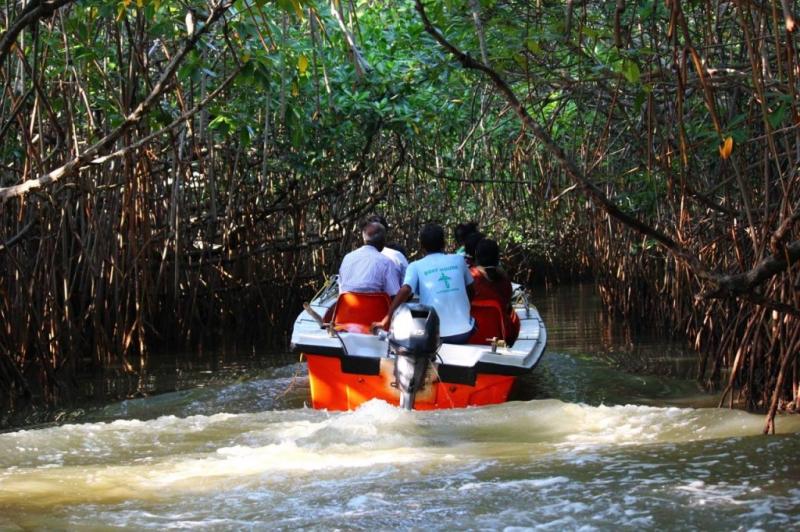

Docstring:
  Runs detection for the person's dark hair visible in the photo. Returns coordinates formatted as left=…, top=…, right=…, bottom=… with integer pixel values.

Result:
left=454, top=221, right=479, bottom=246
left=362, top=221, right=386, bottom=249
left=463, top=231, right=485, bottom=259
left=420, top=224, right=445, bottom=253
left=366, top=214, right=389, bottom=231
left=475, top=238, right=504, bottom=282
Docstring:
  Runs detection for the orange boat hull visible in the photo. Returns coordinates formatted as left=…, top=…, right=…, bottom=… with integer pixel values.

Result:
left=305, top=353, right=515, bottom=410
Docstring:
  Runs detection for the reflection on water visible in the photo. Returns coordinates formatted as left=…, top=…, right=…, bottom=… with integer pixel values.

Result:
left=0, top=283, right=797, bottom=529
left=516, top=284, right=712, bottom=407
left=532, top=284, right=698, bottom=378
left=5, top=348, right=299, bottom=429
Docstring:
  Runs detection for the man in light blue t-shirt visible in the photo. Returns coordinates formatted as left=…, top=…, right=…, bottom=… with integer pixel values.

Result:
left=375, top=224, right=475, bottom=343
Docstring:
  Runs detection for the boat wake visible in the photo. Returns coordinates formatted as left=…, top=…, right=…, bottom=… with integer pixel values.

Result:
left=1, top=398, right=798, bottom=511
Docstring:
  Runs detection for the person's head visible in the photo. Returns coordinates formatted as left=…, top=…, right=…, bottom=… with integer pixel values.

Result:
left=362, top=221, right=386, bottom=250
left=366, top=214, right=389, bottom=232
left=464, top=232, right=485, bottom=260
left=454, top=222, right=479, bottom=246
left=475, top=238, right=500, bottom=268
left=419, top=223, right=445, bottom=254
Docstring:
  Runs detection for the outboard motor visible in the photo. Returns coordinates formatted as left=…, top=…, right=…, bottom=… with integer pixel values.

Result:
left=387, top=303, right=440, bottom=410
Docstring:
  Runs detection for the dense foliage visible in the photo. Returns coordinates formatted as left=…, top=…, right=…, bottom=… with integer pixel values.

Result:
left=1, top=0, right=799, bottom=431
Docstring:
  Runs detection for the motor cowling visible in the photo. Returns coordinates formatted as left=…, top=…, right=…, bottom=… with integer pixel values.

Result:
left=388, top=303, right=440, bottom=410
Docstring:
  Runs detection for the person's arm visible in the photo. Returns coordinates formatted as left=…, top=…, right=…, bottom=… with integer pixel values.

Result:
left=384, top=259, right=401, bottom=298
left=462, top=261, right=474, bottom=301
left=375, top=260, right=417, bottom=331
left=374, top=284, right=413, bottom=331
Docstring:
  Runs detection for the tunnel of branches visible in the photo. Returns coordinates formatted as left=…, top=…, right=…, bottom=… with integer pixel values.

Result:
left=1, top=0, right=799, bottom=432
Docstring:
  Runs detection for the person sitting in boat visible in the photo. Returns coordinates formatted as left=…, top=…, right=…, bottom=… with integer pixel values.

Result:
left=470, top=238, right=520, bottom=344
left=338, top=221, right=401, bottom=297
left=366, top=214, right=408, bottom=285
left=376, top=223, right=476, bottom=344
left=453, top=221, right=479, bottom=255
left=462, top=231, right=484, bottom=267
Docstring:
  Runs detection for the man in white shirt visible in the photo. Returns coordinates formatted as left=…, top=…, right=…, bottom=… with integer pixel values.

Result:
left=338, top=221, right=401, bottom=296
left=367, top=214, right=408, bottom=285
left=375, top=223, right=475, bottom=343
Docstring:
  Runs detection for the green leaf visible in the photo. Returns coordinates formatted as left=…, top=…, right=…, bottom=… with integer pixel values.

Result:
left=525, top=39, right=541, bottom=54
left=768, top=104, right=788, bottom=128
left=621, top=58, right=640, bottom=84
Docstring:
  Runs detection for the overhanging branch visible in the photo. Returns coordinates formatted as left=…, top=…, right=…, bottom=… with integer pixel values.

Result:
left=413, top=0, right=707, bottom=274
left=414, top=0, right=800, bottom=307
left=0, top=1, right=235, bottom=201
left=0, top=0, right=76, bottom=69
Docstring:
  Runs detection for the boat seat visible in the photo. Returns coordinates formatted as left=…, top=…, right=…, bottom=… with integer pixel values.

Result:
left=332, top=292, right=391, bottom=333
left=468, top=299, right=507, bottom=345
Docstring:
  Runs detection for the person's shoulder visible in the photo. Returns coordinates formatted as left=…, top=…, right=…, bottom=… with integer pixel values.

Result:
left=407, top=255, right=430, bottom=274
left=343, top=245, right=370, bottom=262
left=445, top=253, right=468, bottom=266
left=378, top=250, right=395, bottom=264
left=346, top=245, right=364, bottom=254
left=385, top=246, right=408, bottom=263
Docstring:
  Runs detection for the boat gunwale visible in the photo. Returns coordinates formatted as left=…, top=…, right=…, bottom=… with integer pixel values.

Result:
left=291, top=285, right=547, bottom=375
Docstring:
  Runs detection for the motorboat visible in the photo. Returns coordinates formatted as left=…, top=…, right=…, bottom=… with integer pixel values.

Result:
left=290, top=276, right=547, bottom=410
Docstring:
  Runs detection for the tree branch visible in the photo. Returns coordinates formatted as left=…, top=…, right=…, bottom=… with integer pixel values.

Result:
left=330, top=0, right=371, bottom=77
left=414, top=0, right=800, bottom=310
left=0, top=218, right=36, bottom=252
left=413, top=0, right=709, bottom=277
left=89, top=66, right=241, bottom=166
left=0, top=1, right=234, bottom=201
left=0, top=0, right=76, bottom=69
left=703, top=239, right=800, bottom=301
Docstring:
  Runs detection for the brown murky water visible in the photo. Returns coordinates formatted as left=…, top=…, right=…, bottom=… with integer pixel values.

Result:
left=1, top=284, right=798, bottom=529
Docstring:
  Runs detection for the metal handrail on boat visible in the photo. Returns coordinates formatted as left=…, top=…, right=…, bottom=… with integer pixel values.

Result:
left=512, top=284, right=532, bottom=318
left=311, top=274, right=340, bottom=305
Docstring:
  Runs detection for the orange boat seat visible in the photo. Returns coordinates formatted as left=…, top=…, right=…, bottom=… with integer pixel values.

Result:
left=332, top=292, right=391, bottom=333
left=468, top=299, right=507, bottom=345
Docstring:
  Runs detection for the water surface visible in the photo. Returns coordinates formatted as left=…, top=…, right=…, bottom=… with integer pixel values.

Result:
left=1, top=284, right=797, bottom=529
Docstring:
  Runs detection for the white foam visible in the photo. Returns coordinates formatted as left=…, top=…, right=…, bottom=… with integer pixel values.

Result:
left=459, top=476, right=570, bottom=492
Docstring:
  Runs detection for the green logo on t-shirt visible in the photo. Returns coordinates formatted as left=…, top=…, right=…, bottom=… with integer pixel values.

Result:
left=438, top=271, right=451, bottom=289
